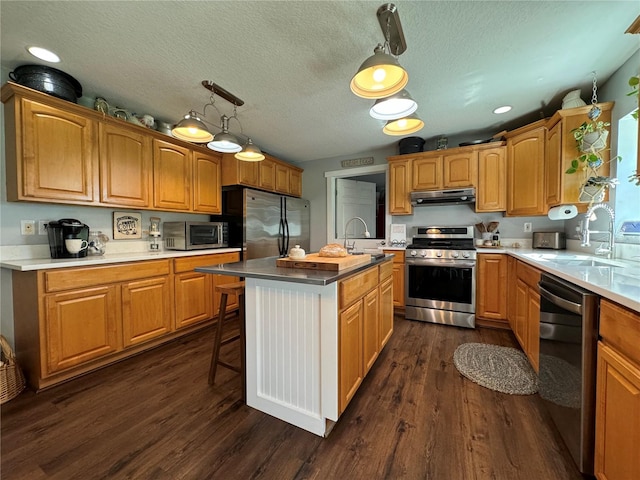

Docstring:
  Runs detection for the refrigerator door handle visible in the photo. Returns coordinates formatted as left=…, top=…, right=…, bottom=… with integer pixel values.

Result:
left=284, top=218, right=290, bottom=254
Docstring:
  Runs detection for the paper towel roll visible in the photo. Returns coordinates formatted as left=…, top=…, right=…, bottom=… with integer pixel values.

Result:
left=548, top=204, right=578, bottom=220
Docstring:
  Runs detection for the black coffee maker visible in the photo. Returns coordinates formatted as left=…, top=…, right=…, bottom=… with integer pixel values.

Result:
left=47, top=218, right=90, bottom=258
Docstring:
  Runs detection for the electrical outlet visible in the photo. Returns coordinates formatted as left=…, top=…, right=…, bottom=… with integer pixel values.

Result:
left=38, top=220, right=50, bottom=235
left=21, top=220, right=36, bottom=235
left=523, top=222, right=532, bottom=233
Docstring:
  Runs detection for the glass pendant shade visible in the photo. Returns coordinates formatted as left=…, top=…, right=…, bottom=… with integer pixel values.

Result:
left=369, top=89, right=417, bottom=120
left=171, top=111, right=213, bottom=143
left=207, top=131, right=242, bottom=153
left=350, top=44, right=409, bottom=99
left=235, top=138, right=265, bottom=161
left=383, top=113, right=424, bottom=136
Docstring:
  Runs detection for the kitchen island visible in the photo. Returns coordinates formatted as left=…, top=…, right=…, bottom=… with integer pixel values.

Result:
left=196, top=254, right=395, bottom=436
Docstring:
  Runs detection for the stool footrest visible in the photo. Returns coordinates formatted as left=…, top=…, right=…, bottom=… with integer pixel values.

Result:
left=217, top=360, right=241, bottom=373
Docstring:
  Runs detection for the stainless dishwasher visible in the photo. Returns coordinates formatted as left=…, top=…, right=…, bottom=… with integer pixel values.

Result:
left=538, top=272, right=599, bottom=476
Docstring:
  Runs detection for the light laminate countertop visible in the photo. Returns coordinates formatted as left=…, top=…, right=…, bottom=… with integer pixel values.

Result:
left=0, top=247, right=242, bottom=271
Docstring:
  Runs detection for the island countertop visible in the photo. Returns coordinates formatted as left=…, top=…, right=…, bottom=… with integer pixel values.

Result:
left=195, top=254, right=394, bottom=286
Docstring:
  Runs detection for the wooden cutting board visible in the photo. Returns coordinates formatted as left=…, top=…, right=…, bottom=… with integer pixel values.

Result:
left=276, top=253, right=371, bottom=271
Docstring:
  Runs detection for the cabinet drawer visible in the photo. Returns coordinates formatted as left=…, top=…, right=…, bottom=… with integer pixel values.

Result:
left=44, top=260, right=171, bottom=292
left=340, top=268, right=378, bottom=308
left=174, top=252, right=240, bottom=273
left=382, top=250, right=405, bottom=264
left=379, top=260, right=393, bottom=280
left=516, top=261, right=541, bottom=289
left=599, top=299, right=640, bottom=366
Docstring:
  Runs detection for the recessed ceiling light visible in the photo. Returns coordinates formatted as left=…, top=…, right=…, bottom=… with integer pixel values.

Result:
left=27, top=46, right=60, bottom=63
left=493, top=105, right=512, bottom=114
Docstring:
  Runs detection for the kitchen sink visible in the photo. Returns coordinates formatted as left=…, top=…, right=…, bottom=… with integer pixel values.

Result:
left=549, top=259, right=620, bottom=267
left=521, top=253, right=627, bottom=268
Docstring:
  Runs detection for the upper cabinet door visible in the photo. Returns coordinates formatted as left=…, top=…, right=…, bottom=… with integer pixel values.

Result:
left=476, top=147, right=506, bottom=212
left=192, top=151, right=222, bottom=214
left=506, top=122, right=546, bottom=216
left=443, top=151, right=477, bottom=188
left=153, top=139, right=192, bottom=211
left=19, top=98, right=96, bottom=202
left=259, top=157, right=276, bottom=191
left=412, top=156, right=442, bottom=190
left=99, top=122, right=152, bottom=207
left=275, top=163, right=290, bottom=194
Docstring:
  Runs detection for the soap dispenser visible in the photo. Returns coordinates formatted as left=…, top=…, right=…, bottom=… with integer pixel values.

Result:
left=149, top=217, right=161, bottom=251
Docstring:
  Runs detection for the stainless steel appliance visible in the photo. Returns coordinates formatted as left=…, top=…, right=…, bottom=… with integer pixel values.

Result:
left=217, top=188, right=310, bottom=259
left=410, top=188, right=475, bottom=207
left=163, top=221, right=228, bottom=250
left=405, top=226, right=476, bottom=328
left=533, top=231, right=566, bottom=250
left=47, top=218, right=90, bottom=258
left=538, top=272, right=599, bottom=475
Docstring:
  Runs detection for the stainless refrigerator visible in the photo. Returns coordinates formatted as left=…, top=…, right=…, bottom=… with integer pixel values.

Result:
left=217, top=188, right=310, bottom=259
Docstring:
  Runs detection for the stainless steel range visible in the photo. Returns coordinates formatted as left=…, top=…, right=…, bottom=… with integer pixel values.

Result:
left=405, top=226, right=476, bottom=328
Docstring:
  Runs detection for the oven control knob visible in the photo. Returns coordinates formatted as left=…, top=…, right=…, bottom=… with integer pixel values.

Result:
left=436, top=251, right=443, bottom=258
left=462, top=252, right=470, bottom=258
left=410, top=250, right=417, bottom=257
left=420, top=251, right=427, bottom=257
left=452, top=252, right=459, bottom=258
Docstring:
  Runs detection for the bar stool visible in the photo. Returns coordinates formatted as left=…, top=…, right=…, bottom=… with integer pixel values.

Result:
left=209, top=281, right=246, bottom=400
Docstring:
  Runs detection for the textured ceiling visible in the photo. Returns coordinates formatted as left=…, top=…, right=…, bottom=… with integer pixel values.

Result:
left=1, top=1, right=638, bottom=162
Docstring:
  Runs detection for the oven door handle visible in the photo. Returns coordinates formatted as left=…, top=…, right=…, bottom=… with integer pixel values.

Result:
left=538, top=284, right=582, bottom=315
left=405, top=259, right=476, bottom=268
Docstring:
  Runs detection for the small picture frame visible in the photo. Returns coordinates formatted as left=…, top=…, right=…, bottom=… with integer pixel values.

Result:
left=113, top=212, right=142, bottom=239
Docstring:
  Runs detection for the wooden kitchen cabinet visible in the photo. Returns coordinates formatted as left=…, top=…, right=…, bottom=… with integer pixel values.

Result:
left=122, top=276, right=172, bottom=347
left=545, top=103, right=614, bottom=211
left=506, top=255, right=518, bottom=331
left=192, top=151, right=222, bottom=213
left=383, top=250, right=405, bottom=308
left=153, top=139, right=192, bottom=210
left=173, top=253, right=241, bottom=329
left=388, top=157, right=412, bottom=214
left=338, top=259, right=393, bottom=413
left=3, top=95, right=97, bottom=204
left=44, top=285, right=120, bottom=374
left=412, top=155, right=442, bottom=190
left=1, top=82, right=226, bottom=213
left=476, top=253, right=508, bottom=328
left=12, top=252, right=239, bottom=390
left=221, top=153, right=304, bottom=197
left=476, top=146, right=507, bottom=212
left=259, top=156, right=276, bottom=191
left=99, top=122, right=152, bottom=208
left=505, top=119, right=547, bottom=216
left=511, top=260, right=542, bottom=370
left=595, top=299, right=640, bottom=480
left=443, top=150, right=477, bottom=187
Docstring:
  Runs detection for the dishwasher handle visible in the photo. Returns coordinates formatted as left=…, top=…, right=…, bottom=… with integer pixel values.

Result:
left=539, top=283, right=582, bottom=315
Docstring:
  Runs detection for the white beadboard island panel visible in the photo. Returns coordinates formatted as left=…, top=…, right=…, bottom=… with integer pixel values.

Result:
left=245, top=278, right=339, bottom=437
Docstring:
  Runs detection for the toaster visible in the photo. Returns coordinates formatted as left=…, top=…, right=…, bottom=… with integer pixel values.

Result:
left=532, top=231, right=566, bottom=250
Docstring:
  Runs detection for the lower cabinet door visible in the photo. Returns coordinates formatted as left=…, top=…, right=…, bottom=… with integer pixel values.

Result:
left=339, top=301, right=363, bottom=414
left=122, top=276, right=172, bottom=347
left=595, top=342, right=640, bottom=480
left=45, top=285, right=120, bottom=374
left=363, top=289, right=379, bottom=374
left=174, top=272, right=214, bottom=329
left=379, top=276, right=394, bottom=349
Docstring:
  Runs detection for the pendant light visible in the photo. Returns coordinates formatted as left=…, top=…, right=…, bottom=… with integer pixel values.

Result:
left=350, top=44, right=408, bottom=99
left=369, top=89, right=417, bottom=120
left=383, top=113, right=424, bottom=136
left=172, top=111, right=213, bottom=143
left=207, top=115, right=242, bottom=153
left=235, top=138, right=265, bottom=162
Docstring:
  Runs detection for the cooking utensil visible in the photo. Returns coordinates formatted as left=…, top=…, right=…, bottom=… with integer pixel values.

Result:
left=9, top=65, right=82, bottom=103
left=487, top=222, right=500, bottom=232
left=475, top=222, right=486, bottom=233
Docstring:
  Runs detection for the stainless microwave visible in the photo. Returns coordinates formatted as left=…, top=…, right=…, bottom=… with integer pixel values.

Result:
left=163, top=222, right=228, bottom=250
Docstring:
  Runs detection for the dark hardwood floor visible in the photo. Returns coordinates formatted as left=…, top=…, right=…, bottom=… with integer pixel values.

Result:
left=1, top=315, right=583, bottom=480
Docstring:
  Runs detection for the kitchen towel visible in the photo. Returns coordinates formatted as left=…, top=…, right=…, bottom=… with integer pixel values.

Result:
left=547, top=204, right=578, bottom=220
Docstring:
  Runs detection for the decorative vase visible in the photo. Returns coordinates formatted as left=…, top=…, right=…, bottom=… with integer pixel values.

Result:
left=562, top=89, right=587, bottom=109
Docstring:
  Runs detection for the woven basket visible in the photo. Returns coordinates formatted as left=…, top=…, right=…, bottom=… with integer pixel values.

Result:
left=0, top=335, right=26, bottom=404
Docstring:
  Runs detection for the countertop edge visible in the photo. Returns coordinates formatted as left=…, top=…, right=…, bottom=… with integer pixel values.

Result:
left=0, top=248, right=243, bottom=271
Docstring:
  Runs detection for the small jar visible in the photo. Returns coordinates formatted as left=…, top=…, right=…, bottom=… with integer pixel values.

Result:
left=289, top=245, right=306, bottom=259
left=87, top=231, right=109, bottom=255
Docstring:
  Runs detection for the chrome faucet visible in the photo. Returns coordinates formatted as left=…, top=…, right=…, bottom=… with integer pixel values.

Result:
left=581, top=203, right=615, bottom=259
left=343, top=216, right=371, bottom=253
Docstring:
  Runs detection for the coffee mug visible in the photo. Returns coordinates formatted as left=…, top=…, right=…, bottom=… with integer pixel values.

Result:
left=65, top=238, right=88, bottom=254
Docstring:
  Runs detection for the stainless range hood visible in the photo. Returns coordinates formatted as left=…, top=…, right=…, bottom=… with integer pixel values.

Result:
left=410, top=188, right=476, bottom=207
